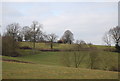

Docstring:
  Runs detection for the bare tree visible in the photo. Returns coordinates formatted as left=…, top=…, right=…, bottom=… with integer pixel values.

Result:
left=17, top=28, right=23, bottom=42
left=4, top=23, right=20, bottom=56
left=5, top=23, right=20, bottom=41
left=36, top=30, right=44, bottom=42
left=61, top=51, right=86, bottom=68
left=109, top=26, right=120, bottom=50
left=103, top=32, right=111, bottom=46
left=30, top=21, right=42, bottom=54
left=89, top=51, right=98, bottom=69
left=45, top=33, right=58, bottom=49
left=2, top=23, right=20, bottom=57
left=73, top=51, right=86, bottom=68
left=22, top=26, right=32, bottom=41
left=22, top=23, right=43, bottom=42
left=73, top=40, right=86, bottom=68
left=61, top=39, right=86, bottom=68
left=88, top=44, right=100, bottom=69
left=61, top=30, right=74, bottom=44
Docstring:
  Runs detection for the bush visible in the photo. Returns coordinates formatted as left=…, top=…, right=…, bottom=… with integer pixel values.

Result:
left=2, top=36, right=20, bottom=57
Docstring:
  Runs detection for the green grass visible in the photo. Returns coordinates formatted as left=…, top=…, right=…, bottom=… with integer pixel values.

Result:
left=19, top=42, right=115, bottom=50
left=2, top=49, right=118, bottom=69
left=19, top=42, right=77, bottom=50
left=2, top=42, right=119, bottom=79
left=3, top=51, right=62, bottom=66
left=3, top=61, right=118, bottom=79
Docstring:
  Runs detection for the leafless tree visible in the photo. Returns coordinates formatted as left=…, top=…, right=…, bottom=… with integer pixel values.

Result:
left=61, top=39, right=87, bottom=68
left=30, top=21, right=42, bottom=54
left=5, top=23, right=20, bottom=41
left=88, top=44, right=100, bottom=69
left=2, top=24, right=20, bottom=57
left=89, top=51, right=99, bottom=69
left=73, top=51, right=86, bottom=68
left=72, top=40, right=86, bottom=68
left=36, top=31, right=44, bottom=42
left=61, top=51, right=86, bottom=68
left=22, top=26, right=32, bottom=41
left=45, top=33, right=58, bottom=49
left=22, top=23, right=43, bottom=42
left=3, top=23, right=21, bottom=56
left=109, top=26, right=120, bottom=50
left=103, top=32, right=111, bottom=46
left=61, top=30, right=74, bottom=44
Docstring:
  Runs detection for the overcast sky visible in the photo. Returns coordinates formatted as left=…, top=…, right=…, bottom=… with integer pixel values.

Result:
left=1, top=2, right=118, bottom=45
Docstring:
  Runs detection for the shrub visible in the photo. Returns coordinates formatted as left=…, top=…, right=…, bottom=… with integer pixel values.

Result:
left=2, top=36, right=20, bottom=57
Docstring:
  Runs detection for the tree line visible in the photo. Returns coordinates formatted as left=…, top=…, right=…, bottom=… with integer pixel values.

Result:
left=2, top=21, right=120, bottom=57
left=3, top=21, right=74, bottom=43
left=3, top=21, right=74, bottom=44
left=1, top=21, right=120, bottom=71
left=2, top=21, right=75, bottom=56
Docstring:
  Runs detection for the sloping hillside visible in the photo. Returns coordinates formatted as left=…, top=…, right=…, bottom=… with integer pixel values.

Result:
left=3, top=61, right=118, bottom=79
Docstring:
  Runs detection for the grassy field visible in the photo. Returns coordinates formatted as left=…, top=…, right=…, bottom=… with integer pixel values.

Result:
left=2, top=42, right=119, bottom=79
left=2, top=50, right=118, bottom=68
left=3, top=61, right=118, bottom=79
left=19, top=42, right=77, bottom=50
left=19, top=42, right=115, bottom=50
